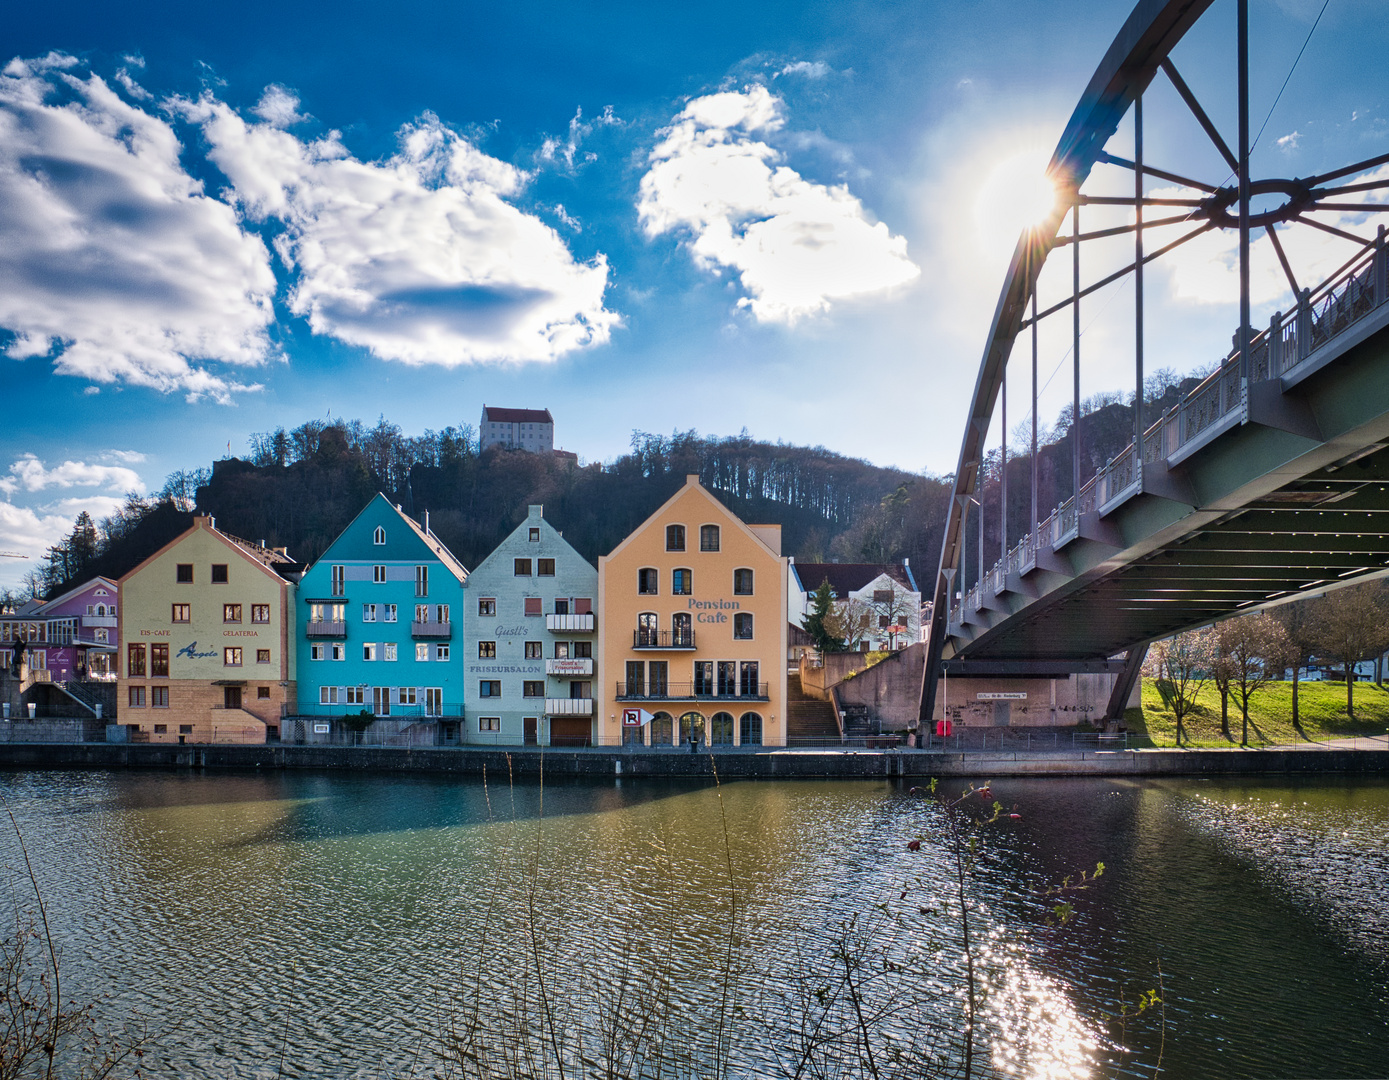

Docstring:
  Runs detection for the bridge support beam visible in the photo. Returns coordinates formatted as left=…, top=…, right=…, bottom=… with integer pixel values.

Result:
left=1105, top=643, right=1149, bottom=721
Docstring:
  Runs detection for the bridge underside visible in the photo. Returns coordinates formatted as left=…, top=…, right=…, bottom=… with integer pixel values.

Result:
left=946, top=305, right=1389, bottom=663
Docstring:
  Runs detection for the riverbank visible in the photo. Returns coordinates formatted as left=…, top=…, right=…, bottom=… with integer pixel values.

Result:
left=1, top=741, right=1386, bottom=778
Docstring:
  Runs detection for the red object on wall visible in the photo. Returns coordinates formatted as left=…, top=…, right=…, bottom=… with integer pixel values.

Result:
left=936, top=718, right=953, bottom=737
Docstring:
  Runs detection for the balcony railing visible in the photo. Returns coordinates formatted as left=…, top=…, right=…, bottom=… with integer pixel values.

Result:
left=546, top=612, right=595, bottom=632
left=81, top=616, right=118, bottom=628
left=546, top=657, right=594, bottom=677
left=305, top=620, right=346, bottom=638
left=411, top=621, right=453, bottom=639
left=632, top=630, right=696, bottom=649
left=615, top=681, right=769, bottom=701
left=546, top=697, right=595, bottom=715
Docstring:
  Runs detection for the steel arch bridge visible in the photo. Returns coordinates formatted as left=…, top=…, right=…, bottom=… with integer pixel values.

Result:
left=920, top=0, right=1389, bottom=724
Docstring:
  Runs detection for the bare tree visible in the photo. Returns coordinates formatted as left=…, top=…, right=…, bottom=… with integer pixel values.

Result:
left=1273, top=599, right=1319, bottom=740
left=1146, top=628, right=1216, bottom=746
left=1218, top=614, right=1292, bottom=746
left=824, top=598, right=874, bottom=653
left=1310, top=583, right=1389, bottom=718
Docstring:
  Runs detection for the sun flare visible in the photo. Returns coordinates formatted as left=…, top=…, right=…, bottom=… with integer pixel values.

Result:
left=974, top=149, right=1061, bottom=251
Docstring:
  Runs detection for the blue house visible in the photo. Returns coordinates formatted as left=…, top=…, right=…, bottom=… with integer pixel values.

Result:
left=462, top=505, right=598, bottom=745
left=293, top=495, right=469, bottom=744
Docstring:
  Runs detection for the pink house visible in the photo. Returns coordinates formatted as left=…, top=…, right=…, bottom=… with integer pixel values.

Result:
left=0, top=577, right=120, bottom=683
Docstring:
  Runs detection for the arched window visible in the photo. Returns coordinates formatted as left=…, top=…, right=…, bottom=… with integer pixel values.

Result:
left=637, top=612, right=658, bottom=647
left=638, top=568, right=659, bottom=595
left=740, top=712, right=763, bottom=745
left=649, top=711, right=674, bottom=746
left=672, top=568, right=692, bottom=595
left=733, top=568, right=754, bottom=595
left=679, top=711, right=706, bottom=745
left=666, top=524, right=685, bottom=551
left=710, top=711, right=734, bottom=745
left=699, top=524, right=720, bottom=552
left=373, top=526, right=386, bottom=545
left=671, top=612, right=692, bottom=646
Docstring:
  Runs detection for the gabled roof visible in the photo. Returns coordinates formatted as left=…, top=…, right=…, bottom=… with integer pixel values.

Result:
left=602, top=474, right=782, bottom=563
left=483, top=406, right=553, bottom=424
left=792, top=562, right=918, bottom=597
left=118, top=516, right=296, bottom=587
left=309, top=493, right=468, bottom=582
left=36, top=576, right=120, bottom=614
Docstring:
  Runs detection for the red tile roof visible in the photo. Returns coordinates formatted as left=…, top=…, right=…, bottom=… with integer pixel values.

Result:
left=483, top=406, right=553, bottom=424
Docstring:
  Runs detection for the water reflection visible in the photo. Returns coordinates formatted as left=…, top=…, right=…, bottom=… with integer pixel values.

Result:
left=0, top=770, right=1382, bottom=1078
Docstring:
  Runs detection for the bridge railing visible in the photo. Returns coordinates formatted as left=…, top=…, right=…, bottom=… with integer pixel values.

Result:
left=952, top=233, right=1389, bottom=629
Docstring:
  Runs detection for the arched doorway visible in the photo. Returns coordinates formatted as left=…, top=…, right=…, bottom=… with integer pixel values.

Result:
left=709, top=711, right=734, bottom=745
left=740, top=712, right=762, bottom=746
left=679, top=711, right=705, bottom=746
left=649, top=711, right=673, bottom=746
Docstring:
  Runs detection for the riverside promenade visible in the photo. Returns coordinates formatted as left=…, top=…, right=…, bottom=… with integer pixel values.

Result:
left=0, top=741, right=1386, bottom=779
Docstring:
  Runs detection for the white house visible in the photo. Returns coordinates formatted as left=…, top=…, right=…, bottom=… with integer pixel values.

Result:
left=788, top=561, right=922, bottom=651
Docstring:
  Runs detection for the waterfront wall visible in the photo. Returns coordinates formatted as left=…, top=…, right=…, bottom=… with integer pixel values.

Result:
left=0, top=742, right=1385, bottom=780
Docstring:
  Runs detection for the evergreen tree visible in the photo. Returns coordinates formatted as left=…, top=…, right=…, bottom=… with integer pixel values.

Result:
left=802, top=579, right=846, bottom=653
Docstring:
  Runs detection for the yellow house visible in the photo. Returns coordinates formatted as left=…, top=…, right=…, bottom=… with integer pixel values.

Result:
left=118, top=516, right=298, bottom=744
left=598, top=475, right=788, bottom=747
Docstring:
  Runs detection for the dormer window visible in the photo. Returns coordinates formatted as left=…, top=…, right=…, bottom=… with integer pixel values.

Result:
left=373, top=526, right=386, bottom=545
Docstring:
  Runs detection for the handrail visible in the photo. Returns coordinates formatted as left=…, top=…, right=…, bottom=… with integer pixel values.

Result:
left=951, top=238, right=1389, bottom=628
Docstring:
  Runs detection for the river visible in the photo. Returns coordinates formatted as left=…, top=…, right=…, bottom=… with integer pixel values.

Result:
left=0, top=769, right=1384, bottom=1079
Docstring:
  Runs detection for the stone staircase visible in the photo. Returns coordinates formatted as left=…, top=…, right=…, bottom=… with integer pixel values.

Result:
left=786, top=672, right=840, bottom=744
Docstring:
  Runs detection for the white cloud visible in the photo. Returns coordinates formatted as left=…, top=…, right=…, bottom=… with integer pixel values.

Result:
left=775, top=61, right=831, bottom=79
left=0, top=55, right=278, bottom=401
left=536, top=105, right=621, bottom=170
left=182, top=95, right=618, bottom=365
left=101, top=449, right=146, bottom=464
left=0, top=495, right=127, bottom=589
left=253, top=85, right=307, bottom=127
left=0, top=453, right=146, bottom=497
left=1277, top=130, right=1301, bottom=150
left=637, top=86, right=919, bottom=324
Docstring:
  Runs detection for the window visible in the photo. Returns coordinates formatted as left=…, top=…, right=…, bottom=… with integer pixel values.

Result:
left=554, top=641, right=571, bottom=659
left=346, top=686, right=364, bottom=705
left=478, top=598, right=496, bottom=616
left=128, top=686, right=145, bottom=707
left=176, top=563, right=194, bottom=583
left=179, top=724, right=193, bottom=734
left=151, top=644, right=169, bottom=677
left=479, top=716, right=500, bottom=732
left=436, top=644, right=450, bottom=661
left=479, top=680, right=501, bottom=697
left=537, top=558, right=555, bottom=576
left=553, top=598, right=569, bottom=615
left=717, top=661, right=737, bottom=696
left=574, top=640, right=592, bottom=658
left=529, top=527, right=540, bottom=542
left=331, top=565, right=345, bottom=596
left=637, top=612, right=658, bottom=646
left=332, top=643, right=345, bottom=661
left=693, top=661, right=713, bottom=696
left=224, top=647, right=243, bottom=667
left=224, top=604, right=242, bottom=623
left=415, top=643, right=429, bottom=661
left=363, top=643, right=377, bottom=661
left=878, top=615, right=891, bottom=629
left=734, top=613, right=754, bottom=640
left=252, top=604, right=270, bottom=623
left=311, top=644, right=325, bottom=661
left=426, top=688, right=443, bottom=716
left=211, top=564, right=229, bottom=584
left=740, top=661, right=760, bottom=696
left=666, top=524, right=685, bottom=551
left=648, top=660, right=668, bottom=696
left=415, top=565, right=429, bottom=597
left=171, top=603, right=191, bottom=623
left=127, top=644, right=146, bottom=677
left=415, top=604, right=430, bottom=623
left=672, top=612, right=692, bottom=645
left=524, top=598, right=542, bottom=616
left=363, top=604, right=377, bottom=622
left=399, top=687, right=417, bottom=706
left=257, top=685, right=271, bottom=699
left=478, top=641, right=497, bottom=658
left=740, top=712, right=762, bottom=745
left=873, top=589, right=893, bottom=604
left=435, top=605, right=450, bottom=624
left=638, top=568, right=658, bottom=595
left=514, top=558, right=532, bottom=576
left=575, top=598, right=592, bottom=614
left=384, top=604, right=397, bottom=623
left=373, top=526, right=386, bottom=545
left=320, top=686, right=339, bottom=705
left=700, top=525, right=720, bottom=552
left=154, top=689, right=172, bottom=708
left=625, top=661, right=645, bottom=697
left=524, top=641, right=542, bottom=658
left=733, top=568, right=754, bottom=595
left=374, top=565, right=387, bottom=583
left=257, top=648, right=271, bottom=663
left=672, top=568, right=692, bottom=595
left=523, top=681, right=545, bottom=697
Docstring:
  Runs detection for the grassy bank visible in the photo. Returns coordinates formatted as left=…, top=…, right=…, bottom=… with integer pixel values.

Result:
left=1128, top=677, right=1389, bottom=748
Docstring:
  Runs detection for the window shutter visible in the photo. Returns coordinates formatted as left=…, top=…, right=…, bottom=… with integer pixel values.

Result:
left=524, top=597, right=542, bottom=616
left=575, top=598, right=592, bottom=614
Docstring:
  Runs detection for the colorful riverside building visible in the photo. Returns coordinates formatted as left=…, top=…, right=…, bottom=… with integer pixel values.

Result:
left=462, top=505, right=597, bottom=746
left=118, top=516, right=300, bottom=743
left=598, top=475, right=789, bottom=747
left=1, top=576, right=120, bottom=684
left=293, top=495, right=469, bottom=744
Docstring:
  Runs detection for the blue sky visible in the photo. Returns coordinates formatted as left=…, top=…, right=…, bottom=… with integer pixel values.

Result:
left=2, top=0, right=1387, bottom=589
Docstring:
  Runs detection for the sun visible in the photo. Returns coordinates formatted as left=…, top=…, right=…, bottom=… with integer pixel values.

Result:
left=974, top=148, right=1061, bottom=252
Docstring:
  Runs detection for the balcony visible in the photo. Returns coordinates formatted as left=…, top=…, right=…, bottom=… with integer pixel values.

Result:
left=614, top=681, right=769, bottom=702
left=306, top=620, right=346, bottom=638
left=546, top=697, right=595, bottom=716
left=81, top=615, right=117, bottom=629
left=632, top=630, right=696, bottom=650
left=546, top=657, right=594, bottom=677
left=546, top=612, right=595, bottom=633
left=411, top=621, right=453, bottom=639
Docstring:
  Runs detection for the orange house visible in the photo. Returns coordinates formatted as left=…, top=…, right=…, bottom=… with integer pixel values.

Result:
left=598, top=475, right=788, bottom=747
